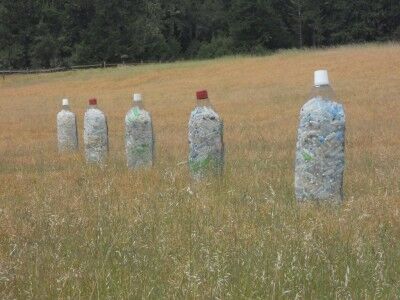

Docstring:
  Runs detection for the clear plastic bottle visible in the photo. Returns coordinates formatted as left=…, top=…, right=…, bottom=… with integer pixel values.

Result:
left=188, top=90, right=224, bottom=180
left=295, top=70, right=346, bottom=202
left=57, top=98, right=78, bottom=152
left=83, top=98, right=108, bottom=164
left=125, top=93, right=154, bottom=169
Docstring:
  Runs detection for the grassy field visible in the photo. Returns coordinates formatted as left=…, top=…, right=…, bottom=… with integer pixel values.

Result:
left=1, top=43, right=400, bottom=299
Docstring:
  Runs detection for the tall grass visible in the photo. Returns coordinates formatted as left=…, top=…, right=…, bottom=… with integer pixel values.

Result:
left=1, top=43, right=400, bottom=298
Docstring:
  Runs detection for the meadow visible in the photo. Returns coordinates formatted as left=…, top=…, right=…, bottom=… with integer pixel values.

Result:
left=1, top=43, right=400, bottom=299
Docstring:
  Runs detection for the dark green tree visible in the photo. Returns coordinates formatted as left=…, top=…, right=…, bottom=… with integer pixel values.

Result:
left=230, top=0, right=292, bottom=52
left=0, top=0, right=399, bottom=69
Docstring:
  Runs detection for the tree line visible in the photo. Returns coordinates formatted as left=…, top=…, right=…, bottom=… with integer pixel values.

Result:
left=1, top=0, right=399, bottom=69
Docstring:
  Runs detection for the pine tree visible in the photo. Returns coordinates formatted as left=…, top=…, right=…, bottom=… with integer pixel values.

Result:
left=0, top=0, right=399, bottom=69
left=230, top=0, right=291, bottom=52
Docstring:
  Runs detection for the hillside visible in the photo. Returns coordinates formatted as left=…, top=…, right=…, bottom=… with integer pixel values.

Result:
left=1, top=43, right=400, bottom=298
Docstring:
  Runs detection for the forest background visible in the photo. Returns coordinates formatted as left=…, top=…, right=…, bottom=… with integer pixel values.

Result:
left=1, top=0, right=400, bottom=69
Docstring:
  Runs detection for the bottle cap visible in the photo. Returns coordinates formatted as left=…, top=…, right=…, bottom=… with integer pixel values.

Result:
left=314, top=70, right=330, bottom=86
left=62, top=98, right=69, bottom=106
left=196, top=90, right=208, bottom=100
left=133, top=93, right=142, bottom=102
left=89, top=98, right=97, bottom=105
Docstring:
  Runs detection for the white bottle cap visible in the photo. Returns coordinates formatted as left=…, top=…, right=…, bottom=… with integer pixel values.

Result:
left=314, top=70, right=330, bottom=86
left=62, top=98, right=69, bottom=106
left=133, top=93, right=142, bottom=102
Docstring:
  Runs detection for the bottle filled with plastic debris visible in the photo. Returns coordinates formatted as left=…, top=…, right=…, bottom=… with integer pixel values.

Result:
left=57, top=98, right=78, bottom=152
left=84, top=98, right=109, bottom=164
left=125, top=93, right=154, bottom=169
left=295, top=70, right=345, bottom=202
left=188, top=90, right=224, bottom=180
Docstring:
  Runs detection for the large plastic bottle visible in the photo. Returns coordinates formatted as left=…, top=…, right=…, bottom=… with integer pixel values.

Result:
left=295, top=70, right=345, bottom=202
left=57, top=98, right=78, bottom=152
left=84, top=98, right=108, bottom=164
left=125, top=93, right=154, bottom=169
left=188, top=90, right=224, bottom=180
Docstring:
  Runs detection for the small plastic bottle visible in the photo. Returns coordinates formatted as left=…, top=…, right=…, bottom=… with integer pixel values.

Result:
left=295, top=70, right=346, bottom=202
left=188, top=90, right=224, bottom=180
left=84, top=98, right=108, bottom=164
left=57, top=98, right=78, bottom=152
left=125, top=93, right=154, bottom=169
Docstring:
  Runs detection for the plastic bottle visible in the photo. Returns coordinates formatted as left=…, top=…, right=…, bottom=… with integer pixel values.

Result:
left=57, top=98, right=78, bottom=152
left=84, top=98, right=108, bottom=164
left=295, top=70, right=346, bottom=202
left=125, top=93, right=154, bottom=169
left=188, top=90, right=224, bottom=180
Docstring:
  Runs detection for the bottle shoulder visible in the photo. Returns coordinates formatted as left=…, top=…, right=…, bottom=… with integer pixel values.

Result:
left=190, top=106, right=220, bottom=120
left=309, top=85, right=340, bottom=102
left=302, top=97, right=344, bottom=111
left=125, top=107, right=151, bottom=122
left=57, top=109, right=75, bottom=118
left=300, top=97, right=345, bottom=123
left=85, top=108, right=105, bottom=117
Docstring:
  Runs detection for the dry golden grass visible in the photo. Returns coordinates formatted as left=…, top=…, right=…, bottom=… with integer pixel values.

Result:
left=1, top=43, right=400, bottom=298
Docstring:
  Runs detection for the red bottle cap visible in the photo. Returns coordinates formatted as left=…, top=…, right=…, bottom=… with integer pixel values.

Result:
left=89, top=98, right=97, bottom=105
left=196, top=90, right=208, bottom=100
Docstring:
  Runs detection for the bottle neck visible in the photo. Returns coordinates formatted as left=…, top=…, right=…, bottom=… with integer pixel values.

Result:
left=62, top=105, right=70, bottom=110
left=310, top=84, right=337, bottom=101
left=133, top=101, right=144, bottom=109
left=88, top=104, right=98, bottom=109
left=196, top=98, right=211, bottom=108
